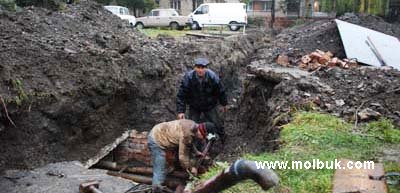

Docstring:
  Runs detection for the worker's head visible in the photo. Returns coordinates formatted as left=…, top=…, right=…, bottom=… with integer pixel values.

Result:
left=192, top=123, right=207, bottom=140
left=193, top=57, right=209, bottom=78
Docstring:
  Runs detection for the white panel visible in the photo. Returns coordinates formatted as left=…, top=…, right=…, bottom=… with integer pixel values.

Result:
left=335, top=19, right=400, bottom=70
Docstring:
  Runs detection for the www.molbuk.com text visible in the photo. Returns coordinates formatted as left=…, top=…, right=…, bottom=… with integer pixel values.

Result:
left=255, top=159, right=374, bottom=170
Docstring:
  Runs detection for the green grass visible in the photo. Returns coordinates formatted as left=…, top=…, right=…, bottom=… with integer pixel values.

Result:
left=200, top=112, right=400, bottom=193
left=137, top=28, right=189, bottom=39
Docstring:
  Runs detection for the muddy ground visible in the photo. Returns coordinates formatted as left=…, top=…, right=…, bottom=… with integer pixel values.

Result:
left=0, top=0, right=399, bottom=183
left=0, top=161, right=133, bottom=193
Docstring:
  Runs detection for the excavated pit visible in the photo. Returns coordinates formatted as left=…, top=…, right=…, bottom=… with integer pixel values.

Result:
left=0, top=1, right=278, bottom=173
left=1, top=3, right=400, bottom=189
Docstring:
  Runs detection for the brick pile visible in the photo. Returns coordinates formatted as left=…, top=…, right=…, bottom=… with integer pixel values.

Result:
left=114, top=130, right=177, bottom=167
left=276, top=49, right=359, bottom=72
left=298, top=49, right=358, bottom=71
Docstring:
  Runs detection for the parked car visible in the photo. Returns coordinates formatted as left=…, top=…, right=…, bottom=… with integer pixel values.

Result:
left=135, top=9, right=189, bottom=30
left=189, top=3, right=247, bottom=31
left=104, top=6, right=136, bottom=26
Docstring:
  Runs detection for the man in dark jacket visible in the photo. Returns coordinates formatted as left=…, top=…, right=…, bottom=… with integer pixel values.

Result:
left=176, top=57, right=227, bottom=141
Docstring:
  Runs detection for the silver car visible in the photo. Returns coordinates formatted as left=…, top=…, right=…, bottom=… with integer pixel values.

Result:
left=135, top=9, right=189, bottom=30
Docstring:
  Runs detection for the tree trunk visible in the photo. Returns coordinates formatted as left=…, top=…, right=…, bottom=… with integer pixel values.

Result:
left=270, top=0, right=275, bottom=28
left=354, top=0, right=360, bottom=13
left=333, top=0, right=336, bottom=12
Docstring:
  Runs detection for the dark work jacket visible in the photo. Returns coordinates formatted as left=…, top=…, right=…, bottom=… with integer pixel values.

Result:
left=176, top=69, right=227, bottom=113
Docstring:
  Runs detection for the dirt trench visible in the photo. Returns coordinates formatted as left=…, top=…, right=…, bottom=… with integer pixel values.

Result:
left=1, top=1, right=400, bottom=177
left=0, top=0, right=281, bottom=172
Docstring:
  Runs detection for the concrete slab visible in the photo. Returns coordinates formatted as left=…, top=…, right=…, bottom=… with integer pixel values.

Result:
left=335, top=19, right=400, bottom=70
left=0, top=161, right=134, bottom=193
left=332, top=159, right=387, bottom=193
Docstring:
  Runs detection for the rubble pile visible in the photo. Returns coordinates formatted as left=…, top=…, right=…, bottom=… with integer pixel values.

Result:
left=298, top=49, right=358, bottom=71
left=257, top=14, right=400, bottom=66
left=315, top=67, right=400, bottom=125
left=226, top=61, right=400, bottom=155
left=230, top=14, right=400, bottom=154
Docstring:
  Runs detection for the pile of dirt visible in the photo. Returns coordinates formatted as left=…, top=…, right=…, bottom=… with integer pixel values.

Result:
left=268, top=14, right=400, bottom=126
left=315, top=67, right=400, bottom=125
left=224, top=64, right=399, bottom=156
left=256, top=14, right=400, bottom=65
left=0, top=0, right=267, bottom=172
left=0, top=0, right=398, bottom=179
left=0, top=0, right=176, bottom=171
left=224, top=14, right=400, bottom=155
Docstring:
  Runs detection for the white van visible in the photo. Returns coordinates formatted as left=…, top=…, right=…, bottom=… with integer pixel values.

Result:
left=104, top=6, right=136, bottom=26
left=188, top=3, right=247, bottom=31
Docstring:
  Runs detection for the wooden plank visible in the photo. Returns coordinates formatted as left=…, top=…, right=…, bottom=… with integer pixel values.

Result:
left=83, top=130, right=130, bottom=168
left=332, top=159, right=387, bottom=193
left=185, top=32, right=225, bottom=39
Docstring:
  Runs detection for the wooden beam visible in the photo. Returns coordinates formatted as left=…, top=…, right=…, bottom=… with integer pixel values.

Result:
left=83, top=130, right=130, bottom=168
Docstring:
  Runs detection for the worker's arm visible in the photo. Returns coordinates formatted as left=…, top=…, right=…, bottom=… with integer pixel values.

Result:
left=178, top=135, right=191, bottom=170
left=176, top=73, right=190, bottom=117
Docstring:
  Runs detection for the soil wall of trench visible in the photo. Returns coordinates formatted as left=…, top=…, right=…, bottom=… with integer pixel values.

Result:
left=0, top=1, right=273, bottom=172
left=1, top=1, right=399, bottom=174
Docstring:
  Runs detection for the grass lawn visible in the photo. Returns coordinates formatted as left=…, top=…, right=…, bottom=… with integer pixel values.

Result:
left=200, top=112, right=400, bottom=193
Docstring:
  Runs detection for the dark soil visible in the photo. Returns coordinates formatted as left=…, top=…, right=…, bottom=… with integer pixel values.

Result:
left=257, top=13, right=400, bottom=65
left=223, top=13, right=400, bottom=155
left=315, top=67, right=400, bottom=125
left=0, top=0, right=399, bottom=184
left=0, top=0, right=265, bottom=172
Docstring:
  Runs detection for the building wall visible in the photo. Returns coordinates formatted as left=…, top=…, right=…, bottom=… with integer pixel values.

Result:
left=247, top=0, right=287, bottom=17
left=159, top=0, right=170, bottom=10
left=180, top=0, right=193, bottom=15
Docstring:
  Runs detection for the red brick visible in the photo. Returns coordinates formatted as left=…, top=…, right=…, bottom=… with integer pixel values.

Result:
left=328, top=57, right=339, bottom=67
left=276, top=55, right=289, bottom=66
left=301, top=55, right=312, bottom=64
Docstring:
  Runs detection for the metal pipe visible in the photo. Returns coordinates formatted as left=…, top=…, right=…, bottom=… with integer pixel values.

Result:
left=88, top=186, right=104, bottom=193
left=107, top=171, right=152, bottom=184
left=106, top=171, right=184, bottom=188
left=191, top=160, right=279, bottom=193
left=94, top=161, right=117, bottom=169
left=95, top=162, right=188, bottom=179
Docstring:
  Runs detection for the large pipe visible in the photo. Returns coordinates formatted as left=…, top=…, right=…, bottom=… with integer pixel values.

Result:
left=107, top=171, right=184, bottom=188
left=107, top=171, right=152, bottom=184
left=191, top=160, right=279, bottom=193
left=95, top=161, right=189, bottom=179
